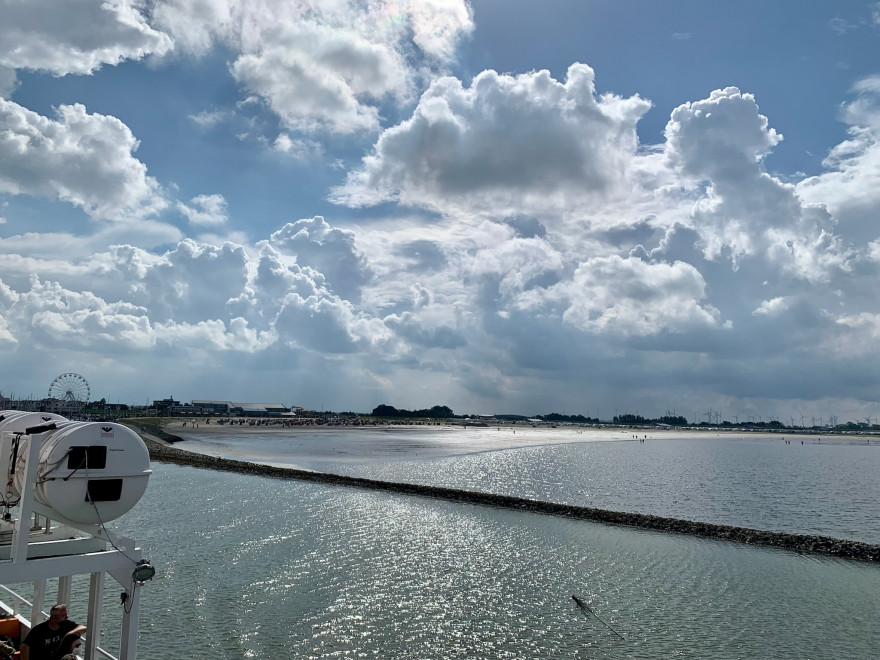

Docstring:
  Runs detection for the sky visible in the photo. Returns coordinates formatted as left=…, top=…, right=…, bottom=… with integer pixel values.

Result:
left=1, top=0, right=879, bottom=423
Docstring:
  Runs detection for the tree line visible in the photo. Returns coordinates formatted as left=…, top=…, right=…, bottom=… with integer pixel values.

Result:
left=371, top=404, right=454, bottom=419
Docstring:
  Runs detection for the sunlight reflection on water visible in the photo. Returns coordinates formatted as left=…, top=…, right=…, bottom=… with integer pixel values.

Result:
left=179, top=427, right=880, bottom=543
left=100, top=462, right=880, bottom=659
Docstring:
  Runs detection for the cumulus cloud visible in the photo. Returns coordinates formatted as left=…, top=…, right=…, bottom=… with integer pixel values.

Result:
left=664, top=87, right=851, bottom=283
left=11, top=275, right=154, bottom=350
left=269, top=216, right=371, bottom=302
left=822, top=312, right=880, bottom=359
left=4, top=274, right=274, bottom=355
left=552, top=256, right=721, bottom=338
left=152, top=0, right=473, bottom=134
left=752, top=296, right=790, bottom=316
left=273, top=291, right=389, bottom=354
left=149, top=0, right=237, bottom=56
left=0, top=0, right=172, bottom=75
left=231, top=23, right=405, bottom=133
left=153, top=317, right=275, bottom=353
left=666, top=87, right=782, bottom=182
left=385, top=311, right=466, bottom=349
left=2, top=0, right=473, bottom=137
left=0, top=100, right=165, bottom=220
left=137, top=239, right=250, bottom=323
left=0, top=223, right=183, bottom=295
left=178, top=194, right=229, bottom=226
left=0, top=244, right=280, bottom=355
left=798, top=77, right=880, bottom=244
left=463, top=235, right=563, bottom=299
left=0, top=315, right=15, bottom=346
left=330, top=63, right=652, bottom=211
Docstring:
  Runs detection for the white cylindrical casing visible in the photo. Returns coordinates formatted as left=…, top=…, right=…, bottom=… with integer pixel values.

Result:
left=12, top=421, right=152, bottom=524
left=0, top=411, right=68, bottom=432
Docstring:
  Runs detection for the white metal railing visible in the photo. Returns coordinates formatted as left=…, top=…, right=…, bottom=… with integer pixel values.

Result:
left=0, top=584, right=118, bottom=660
left=95, top=646, right=116, bottom=659
left=0, top=583, right=32, bottom=620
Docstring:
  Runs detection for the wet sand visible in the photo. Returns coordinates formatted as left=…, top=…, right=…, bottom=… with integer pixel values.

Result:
left=153, top=419, right=825, bottom=465
left=161, top=419, right=634, bottom=462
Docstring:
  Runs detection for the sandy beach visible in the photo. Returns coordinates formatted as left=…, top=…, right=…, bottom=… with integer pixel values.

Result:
left=161, top=420, right=619, bottom=465
left=145, top=417, right=849, bottom=469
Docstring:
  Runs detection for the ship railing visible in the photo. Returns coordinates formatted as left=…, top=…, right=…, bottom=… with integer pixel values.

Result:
left=0, top=584, right=29, bottom=617
left=0, top=584, right=120, bottom=660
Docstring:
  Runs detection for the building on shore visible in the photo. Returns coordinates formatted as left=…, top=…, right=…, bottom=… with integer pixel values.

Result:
left=174, top=400, right=292, bottom=417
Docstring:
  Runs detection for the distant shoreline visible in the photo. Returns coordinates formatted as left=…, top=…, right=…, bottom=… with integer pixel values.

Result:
left=126, top=422, right=880, bottom=563
left=136, top=416, right=880, bottom=439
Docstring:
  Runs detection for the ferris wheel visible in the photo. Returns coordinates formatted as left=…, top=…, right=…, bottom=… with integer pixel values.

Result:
left=48, top=372, right=91, bottom=408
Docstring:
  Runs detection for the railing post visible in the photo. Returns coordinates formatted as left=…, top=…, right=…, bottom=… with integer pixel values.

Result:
left=57, top=575, right=72, bottom=605
left=118, top=582, right=141, bottom=660
left=31, top=579, right=46, bottom=625
left=86, top=571, right=105, bottom=660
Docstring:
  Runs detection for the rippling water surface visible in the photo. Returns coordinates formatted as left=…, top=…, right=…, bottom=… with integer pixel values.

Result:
left=46, top=428, right=876, bottom=658
left=179, top=426, right=880, bottom=543
left=102, top=464, right=879, bottom=659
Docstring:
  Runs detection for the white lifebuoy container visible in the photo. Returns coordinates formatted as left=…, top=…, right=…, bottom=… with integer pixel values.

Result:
left=0, top=411, right=68, bottom=432
left=10, top=421, right=151, bottom=524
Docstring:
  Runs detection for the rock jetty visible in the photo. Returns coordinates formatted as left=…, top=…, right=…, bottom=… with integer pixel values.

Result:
left=133, top=429, right=880, bottom=563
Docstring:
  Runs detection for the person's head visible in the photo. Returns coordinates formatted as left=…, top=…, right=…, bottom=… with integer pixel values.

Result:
left=49, top=604, right=69, bottom=626
left=60, top=655, right=80, bottom=660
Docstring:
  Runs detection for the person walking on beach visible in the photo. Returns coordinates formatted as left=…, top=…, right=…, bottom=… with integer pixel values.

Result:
left=20, top=605, right=86, bottom=660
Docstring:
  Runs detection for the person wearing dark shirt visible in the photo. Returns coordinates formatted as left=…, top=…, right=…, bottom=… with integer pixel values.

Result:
left=21, top=605, right=86, bottom=660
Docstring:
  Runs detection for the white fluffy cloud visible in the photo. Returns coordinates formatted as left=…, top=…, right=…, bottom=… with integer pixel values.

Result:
left=178, top=194, right=228, bottom=226
left=752, top=296, right=790, bottom=317
left=664, top=87, right=852, bottom=283
left=231, top=23, right=406, bottom=133
left=274, top=292, right=390, bottom=353
left=137, top=239, right=250, bottom=323
left=3, top=273, right=274, bottom=356
left=0, top=100, right=165, bottom=220
left=666, top=87, right=781, bottom=181
left=269, top=216, right=371, bottom=302
left=798, top=76, right=880, bottom=244
left=152, top=0, right=473, bottom=133
left=1, top=0, right=472, bottom=134
left=0, top=0, right=172, bottom=80
left=332, top=63, right=652, bottom=210
left=549, top=256, right=721, bottom=337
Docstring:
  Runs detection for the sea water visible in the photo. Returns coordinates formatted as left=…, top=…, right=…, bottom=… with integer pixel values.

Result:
left=59, top=430, right=880, bottom=658
left=175, top=427, right=880, bottom=543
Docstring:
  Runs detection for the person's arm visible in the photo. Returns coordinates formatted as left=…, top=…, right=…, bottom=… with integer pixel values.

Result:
left=19, top=642, right=30, bottom=660
left=71, top=624, right=87, bottom=636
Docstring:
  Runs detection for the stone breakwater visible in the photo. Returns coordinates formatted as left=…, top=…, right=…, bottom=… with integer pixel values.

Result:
left=137, top=432, right=880, bottom=563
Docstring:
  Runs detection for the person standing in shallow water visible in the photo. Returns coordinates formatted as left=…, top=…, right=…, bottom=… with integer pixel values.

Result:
left=20, top=605, right=86, bottom=660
